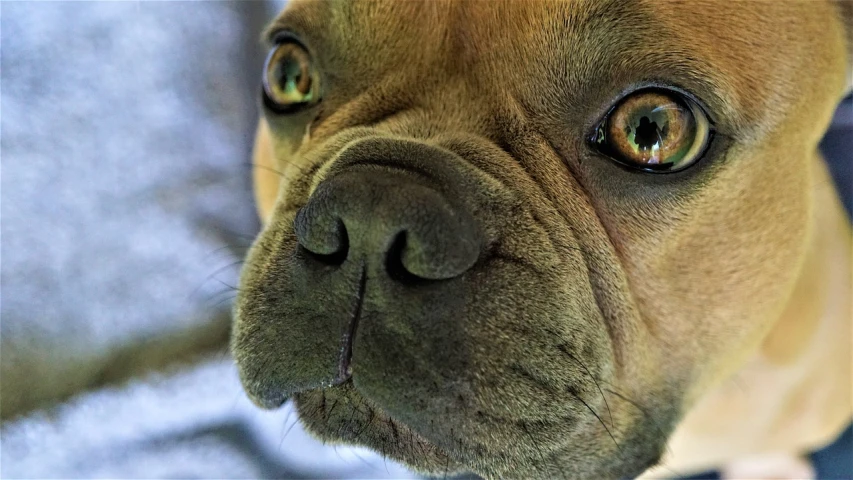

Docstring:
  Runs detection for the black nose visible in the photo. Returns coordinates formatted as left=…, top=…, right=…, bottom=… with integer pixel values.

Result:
left=294, top=166, right=480, bottom=281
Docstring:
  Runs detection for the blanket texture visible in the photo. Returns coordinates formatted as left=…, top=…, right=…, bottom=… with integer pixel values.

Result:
left=1, top=0, right=264, bottom=418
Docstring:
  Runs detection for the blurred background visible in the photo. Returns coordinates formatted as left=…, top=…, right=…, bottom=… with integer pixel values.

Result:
left=0, top=1, right=850, bottom=479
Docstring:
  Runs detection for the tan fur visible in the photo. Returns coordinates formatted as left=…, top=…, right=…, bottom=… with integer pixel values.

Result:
left=640, top=159, right=852, bottom=477
left=240, top=1, right=853, bottom=478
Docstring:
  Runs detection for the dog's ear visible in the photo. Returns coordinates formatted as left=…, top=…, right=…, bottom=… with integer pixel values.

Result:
left=835, top=0, right=853, bottom=92
left=252, top=118, right=279, bottom=224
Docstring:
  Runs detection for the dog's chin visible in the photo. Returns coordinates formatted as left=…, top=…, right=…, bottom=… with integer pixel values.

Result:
left=293, top=382, right=468, bottom=477
left=292, top=380, right=670, bottom=480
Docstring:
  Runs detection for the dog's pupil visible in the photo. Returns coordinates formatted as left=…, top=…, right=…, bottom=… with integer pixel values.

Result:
left=634, top=116, right=662, bottom=151
left=281, top=61, right=297, bottom=89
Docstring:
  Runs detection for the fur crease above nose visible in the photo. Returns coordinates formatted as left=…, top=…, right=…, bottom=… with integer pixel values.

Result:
left=294, top=168, right=482, bottom=280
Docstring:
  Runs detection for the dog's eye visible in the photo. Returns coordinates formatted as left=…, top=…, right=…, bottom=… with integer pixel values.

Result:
left=590, top=89, right=712, bottom=173
left=263, top=40, right=319, bottom=112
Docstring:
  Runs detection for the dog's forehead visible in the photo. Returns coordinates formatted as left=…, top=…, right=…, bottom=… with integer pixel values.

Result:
left=273, top=0, right=845, bottom=139
left=273, top=0, right=835, bottom=57
left=275, top=0, right=637, bottom=57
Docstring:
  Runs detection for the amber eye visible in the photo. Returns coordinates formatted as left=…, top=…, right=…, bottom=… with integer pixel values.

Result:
left=591, top=89, right=712, bottom=173
left=262, top=40, right=320, bottom=112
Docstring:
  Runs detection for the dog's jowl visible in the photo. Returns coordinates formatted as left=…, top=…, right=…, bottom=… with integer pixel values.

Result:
left=232, top=1, right=853, bottom=478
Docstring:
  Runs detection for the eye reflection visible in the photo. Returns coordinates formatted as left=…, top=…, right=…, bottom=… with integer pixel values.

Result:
left=591, top=89, right=712, bottom=173
left=263, top=39, right=320, bottom=112
left=626, top=108, right=672, bottom=163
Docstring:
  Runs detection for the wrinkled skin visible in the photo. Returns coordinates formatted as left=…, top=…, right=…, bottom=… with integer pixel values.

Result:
left=232, top=1, right=853, bottom=478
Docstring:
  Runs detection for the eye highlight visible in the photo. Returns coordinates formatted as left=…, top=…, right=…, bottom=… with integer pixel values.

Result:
left=262, top=38, right=320, bottom=113
left=591, top=89, right=713, bottom=173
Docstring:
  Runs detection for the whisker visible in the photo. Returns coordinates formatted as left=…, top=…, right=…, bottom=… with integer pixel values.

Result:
left=279, top=414, right=302, bottom=449
left=203, top=287, right=241, bottom=306
left=559, top=345, right=614, bottom=428
left=568, top=389, right=620, bottom=451
left=326, top=398, right=340, bottom=420
left=212, top=277, right=241, bottom=292
left=215, top=225, right=261, bottom=243
left=601, top=387, right=671, bottom=444
left=207, top=259, right=244, bottom=282
left=246, top=159, right=314, bottom=183
left=603, top=387, right=685, bottom=479
left=349, top=448, right=379, bottom=472
left=211, top=294, right=238, bottom=310
left=278, top=407, right=294, bottom=450
left=246, top=161, right=290, bottom=178
left=215, top=345, right=233, bottom=365
left=189, top=260, right=245, bottom=301
left=332, top=445, right=350, bottom=465
left=202, top=244, right=251, bottom=261
left=520, top=422, right=549, bottom=476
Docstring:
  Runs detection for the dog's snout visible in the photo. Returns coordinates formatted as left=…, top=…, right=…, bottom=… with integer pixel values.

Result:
left=294, top=168, right=481, bottom=281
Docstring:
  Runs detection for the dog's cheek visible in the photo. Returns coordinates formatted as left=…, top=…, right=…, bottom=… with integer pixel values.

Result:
left=252, top=117, right=314, bottom=225
left=252, top=119, right=280, bottom=223
left=617, top=140, right=812, bottom=396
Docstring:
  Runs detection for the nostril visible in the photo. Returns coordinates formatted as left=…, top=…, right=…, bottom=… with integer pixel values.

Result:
left=295, top=209, right=349, bottom=266
left=299, top=226, right=348, bottom=266
left=385, top=232, right=431, bottom=286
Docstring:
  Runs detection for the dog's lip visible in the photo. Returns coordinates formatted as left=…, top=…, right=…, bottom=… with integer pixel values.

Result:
left=252, top=391, right=289, bottom=410
left=335, top=266, right=367, bottom=384
left=295, top=382, right=463, bottom=473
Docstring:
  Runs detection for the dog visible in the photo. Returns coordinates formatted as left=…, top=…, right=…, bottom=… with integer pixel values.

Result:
left=231, top=1, right=853, bottom=478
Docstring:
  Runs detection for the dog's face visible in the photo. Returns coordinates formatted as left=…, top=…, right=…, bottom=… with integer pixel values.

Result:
left=232, top=1, right=851, bottom=478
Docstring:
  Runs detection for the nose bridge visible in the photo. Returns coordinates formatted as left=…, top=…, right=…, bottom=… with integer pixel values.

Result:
left=325, top=136, right=466, bottom=202
left=365, top=64, right=502, bottom=144
left=420, top=79, right=503, bottom=140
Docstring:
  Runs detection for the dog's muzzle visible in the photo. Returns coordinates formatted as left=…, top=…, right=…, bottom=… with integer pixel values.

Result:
left=235, top=138, right=490, bottom=407
left=292, top=141, right=483, bottom=382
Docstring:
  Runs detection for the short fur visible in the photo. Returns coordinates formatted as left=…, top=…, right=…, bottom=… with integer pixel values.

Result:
left=232, top=1, right=853, bottom=478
